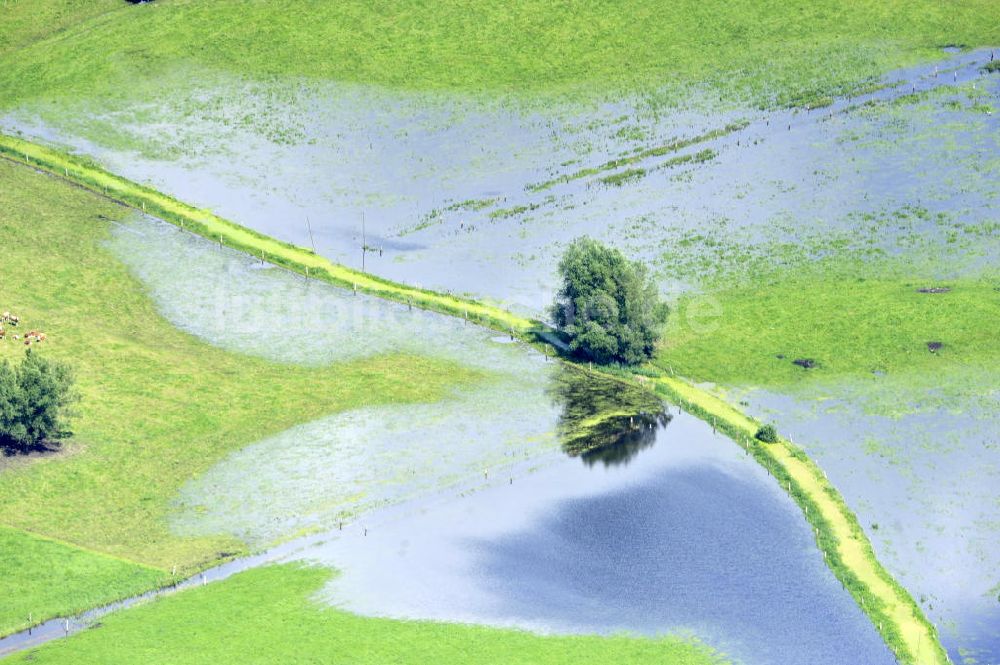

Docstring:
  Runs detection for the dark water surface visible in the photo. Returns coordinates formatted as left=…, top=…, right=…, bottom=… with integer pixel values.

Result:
left=293, top=411, right=896, bottom=665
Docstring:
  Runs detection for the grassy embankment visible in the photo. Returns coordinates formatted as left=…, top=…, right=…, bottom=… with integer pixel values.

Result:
left=1, top=565, right=726, bottom=665
left=0, top=157, right=482, bottom=635
left=0, top=136, right=949, bottom=664
left=652, top=377, right=949, bottom=665
left=0, top=0, right=998, bottom=108
left=0, top=134, right=533, bottom=335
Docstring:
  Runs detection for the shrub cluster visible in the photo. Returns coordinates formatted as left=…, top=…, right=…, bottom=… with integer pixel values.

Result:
left=0, top=350, right=77, bottom=454
left=755, top=424, right=779, bottom=443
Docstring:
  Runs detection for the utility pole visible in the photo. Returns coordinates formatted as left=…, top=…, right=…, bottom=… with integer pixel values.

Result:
left=361, top=211, right=366, bottom=272
left=305, top=216, right=316, bottom=253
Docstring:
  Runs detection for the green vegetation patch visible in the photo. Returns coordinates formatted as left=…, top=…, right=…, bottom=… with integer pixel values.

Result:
left=0, top=0, right=120, bottom=56
left=0, top=158, right=480, bottom=573
left=1, top=0, right=998, bottom=106
left=0, top=526, right=167, bottom=636
left=3, top=564, right=727, bottom=665
left=658, top=265, right=1000, bottom=388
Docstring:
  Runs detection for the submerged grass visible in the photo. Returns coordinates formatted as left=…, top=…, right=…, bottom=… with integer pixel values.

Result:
left=0, top=158, right=481, bottom=631
left=0, top=134, right=533, bottom=335
left=528, top=123, right=742, bottom=192
left=0, top=135, right=952, bottom=662
left=1, top=565, right=727, bottom=665
left=0, top=0, right=997, bottom=107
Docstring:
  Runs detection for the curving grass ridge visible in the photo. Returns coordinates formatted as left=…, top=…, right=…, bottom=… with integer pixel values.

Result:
left=0, top=133, right=533, bottom=336
left=651, top=375, right=949, bottom=665
left=0, top=133, right=948, bottom=664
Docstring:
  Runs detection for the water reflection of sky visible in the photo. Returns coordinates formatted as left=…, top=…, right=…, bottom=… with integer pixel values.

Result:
left=108, top=217, right=895, bottom=663
left=291, top=412, right=895, bottom=665
left=25, top=47, right=999, bottom=661
left=740, top=381, right=1000, bottom=663
left=6, top=50, right=998, bottom=313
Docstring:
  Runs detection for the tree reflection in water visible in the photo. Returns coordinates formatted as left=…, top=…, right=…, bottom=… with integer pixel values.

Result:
left=548, top=365, right=671, bottom=468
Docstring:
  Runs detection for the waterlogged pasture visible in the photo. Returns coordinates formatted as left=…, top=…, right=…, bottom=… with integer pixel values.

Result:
left=0, top=159, right=481, bottom=635
left=735, top=369, right=1000, bottom=663
left=97, top=215, right=899, bottom=664
left=283, top=410, right=895, bottom=665
left=4, top=50, right=998, bottom=314
left=3, top=34, right=998, bottom=663
left=106, top=216, right=567, bottom=545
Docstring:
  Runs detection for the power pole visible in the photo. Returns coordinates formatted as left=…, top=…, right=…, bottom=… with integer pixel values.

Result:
left=305, top=216, right=316, bottom=253
left=361, top=211, right=366, bottom=272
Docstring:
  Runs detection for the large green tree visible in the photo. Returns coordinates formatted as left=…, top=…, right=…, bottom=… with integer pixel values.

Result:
left=551, top=237, right=668, bottom=365
left=0, top=350, right=77, bottom=453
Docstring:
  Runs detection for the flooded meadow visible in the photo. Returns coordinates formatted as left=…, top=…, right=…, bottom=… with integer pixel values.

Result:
left=4, top=45, right=998, bottom=663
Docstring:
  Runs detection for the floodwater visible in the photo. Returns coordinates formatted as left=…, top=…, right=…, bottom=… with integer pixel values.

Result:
left=5, top=50, right=998, bottom=312
left=739, top=375, right=1000, bottom=663
left=106, top=216, right=565, bottom=546
left=99, top=215, right=896, bottom=664
left=288, top=410, right=896, bottom=665
left=4, top=45, right=997, bottom=662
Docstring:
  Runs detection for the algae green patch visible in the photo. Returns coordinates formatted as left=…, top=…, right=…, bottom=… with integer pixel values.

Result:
left=0, top=527, right=166, bottom=636
left=0, top=157, right=480, bottom=572
left=1, top=564, right=727, bottom=665
left=1, top=0, right=998, bottom=107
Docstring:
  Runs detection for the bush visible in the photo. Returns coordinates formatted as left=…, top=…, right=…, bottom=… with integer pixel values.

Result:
left=550, top=237, right=668, bottom=365
left=0, top=349, right=78, bottom=453
left=755, top=424, right=779, bottom=443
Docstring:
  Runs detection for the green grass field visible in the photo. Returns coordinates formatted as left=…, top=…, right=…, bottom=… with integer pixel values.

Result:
left=0, top=158, right=480, bottom=633
left=0, top=0, right=997, bottom=106
left=0, top=527, right=166, bottom=634
left=0, top=0, right=119, bottom=56
left=658, top=271, right=1000, bottom=387
left=1, top=564, right=726, bottom=665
